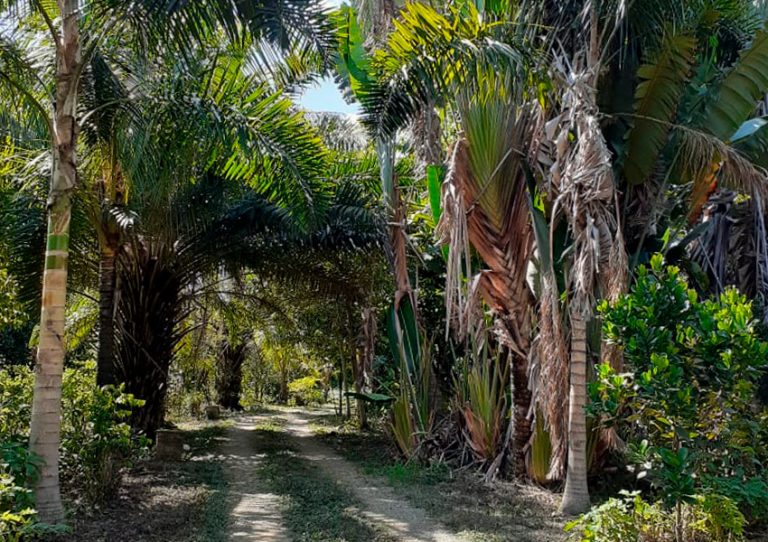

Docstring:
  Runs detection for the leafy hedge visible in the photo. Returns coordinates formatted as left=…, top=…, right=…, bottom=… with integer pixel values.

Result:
left=582, top=255, right=768, bottom=537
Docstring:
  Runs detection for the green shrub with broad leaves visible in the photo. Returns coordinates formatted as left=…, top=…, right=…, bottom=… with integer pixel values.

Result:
left=588, top=254, right=768, bottom=529
left=0, top=362, right=147, bottom=536
left=0, top=441, right=69, bottom=540
left=59, top=364, right=148, bottom=503
left=565, top=491, right=745, bottom=542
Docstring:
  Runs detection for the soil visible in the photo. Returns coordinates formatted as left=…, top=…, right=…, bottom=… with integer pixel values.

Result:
left=63, top=460, right=218, bottom=542
left=61, top=407, right=566, bottom=542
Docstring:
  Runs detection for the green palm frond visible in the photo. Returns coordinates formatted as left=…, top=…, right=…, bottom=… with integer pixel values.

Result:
left=94, top=0, right=335, bottom=68
left=700, top=27, right=768, bottom=141
left=341, top=2, right=530, bottom=139
left=623, top=32, right=697, bottom=185
left=111, top=49, right=330, bottom=228
left=0, top=27, right=53, bottom=140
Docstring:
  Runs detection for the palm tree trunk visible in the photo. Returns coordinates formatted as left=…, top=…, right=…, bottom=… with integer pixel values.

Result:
left=390, top=183, right=416, bottom=312
left=97, top=245, right=117, bottom=386
left=560, top=313, right=590, bottom=515
left=28, top=0, right=81, bottom=523
left=216, top=341, right=247, bottom=411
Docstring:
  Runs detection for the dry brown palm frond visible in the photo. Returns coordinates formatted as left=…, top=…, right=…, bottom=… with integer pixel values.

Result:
left=531, top=63, right=628, bottom=476
left=677, top=125, right=768, bottom=208
left=601, top=210, right=628, bottom=371
left=537, top=271, right=570, bottom=479
left=553, top=69, right=619, bottom=311
left=437, top=142, right=475, bottom=341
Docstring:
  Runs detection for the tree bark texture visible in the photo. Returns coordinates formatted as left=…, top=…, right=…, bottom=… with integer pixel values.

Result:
left=560, top=314, right=591, bottom=515
left=29, top=0, right=81, bottom=523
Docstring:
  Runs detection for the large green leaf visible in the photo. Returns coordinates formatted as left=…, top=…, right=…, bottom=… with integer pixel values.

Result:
left=701, top=28, right=768, bottom=141
left=733, top=117, right=768, bottom=168
left=624, top=33, right=696, bottom=185
left=426, top=164, right=444, bottom=223
left=386, top=297, right=421, bottom=375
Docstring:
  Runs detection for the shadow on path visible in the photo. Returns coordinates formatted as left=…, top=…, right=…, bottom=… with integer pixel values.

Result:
left=221, top=418, right=291, bottom=541
left=280, top=408, right=463, bottom=542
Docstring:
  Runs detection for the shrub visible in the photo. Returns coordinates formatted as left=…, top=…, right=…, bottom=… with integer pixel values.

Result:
left=0, top=369, right=33, bottom=440
left=565, top=491, right=745, bottom=542
left=60, top=366, right=148, bottom=503
left=0, top=441, right=67, bottom=540
left=287, top=376, right=323, bottom=406
left=591, top=255, right=768, bottom=511
left=0, top=363, right=147, bottom=514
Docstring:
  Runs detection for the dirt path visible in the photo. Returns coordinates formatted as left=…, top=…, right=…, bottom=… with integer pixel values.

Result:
left=280, top=408, right=464, bottom=542
left=221, top=417, right=291, bottom=541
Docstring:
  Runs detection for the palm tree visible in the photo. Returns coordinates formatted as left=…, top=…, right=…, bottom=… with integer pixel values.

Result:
left=347, top=0, right=768, bottom=497
left=531, top=0, right=768, bottom=512
left=439, top=70, right=537, bottom=475
left=1, top=0, right=335, bottom=521
left=345, top=1, right=536, bottom=474
left=0, top=0, right=85, bottom=521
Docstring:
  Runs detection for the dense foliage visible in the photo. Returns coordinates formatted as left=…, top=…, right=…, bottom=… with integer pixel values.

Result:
left=589, top=256, right=768, bottom=533
left=0, top=364, right=146, bottom=535
left=2, top=0, right=768, bottom=539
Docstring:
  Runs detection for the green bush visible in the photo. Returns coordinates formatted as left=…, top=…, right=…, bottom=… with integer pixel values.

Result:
left=0, top=369, right=33, bottom=440
left=288, top=376, right=322, bottom=406
left=0, top=362, right=147, bottom=533
left=591, top=255, right=768, bottom=512
left=0, top=441, right=67, bottom=540
left=565, top=491, right=745, bottom=542
left=60, top=365, right=148, bottom=503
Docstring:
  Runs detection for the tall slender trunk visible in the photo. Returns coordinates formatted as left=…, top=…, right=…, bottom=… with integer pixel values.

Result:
left=511, top=352, right=532, bottom=477
left=560, top=313, right=590, bottom=515
left=412, top=101, right=443, bottom=175
left=28, top=0, right=81, bottom=523
left=390, top=182, right=416, bottom=313
left=279, top=361, right=288, bottom=404
left=351, top=325, right=366, bottom=427
left=355, top=307, right=376, bottom=429
left=96, top=245, right=117, bottom=386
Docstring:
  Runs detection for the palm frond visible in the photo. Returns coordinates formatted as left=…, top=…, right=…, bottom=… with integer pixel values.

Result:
left=94, top=0, right=335, bottom=69
left=700, top=27, right=768, bottom=141
left=343, top=2, right=531, bottom=139
left=623, top=32, right=696, bottom=185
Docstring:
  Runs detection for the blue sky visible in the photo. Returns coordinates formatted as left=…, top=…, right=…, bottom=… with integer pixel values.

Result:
left=298, top=0, right=358, bottom=115
left=299, top=77, right=360, bottom=115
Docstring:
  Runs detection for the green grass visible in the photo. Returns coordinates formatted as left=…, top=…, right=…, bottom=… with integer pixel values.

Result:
left=180, top=423, right=230, bottom=542
left=369, top=461, right=451, bottom=486
left=315, top=421, right=564, bottom=542
left=253, top=426, right=396, bottom=542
